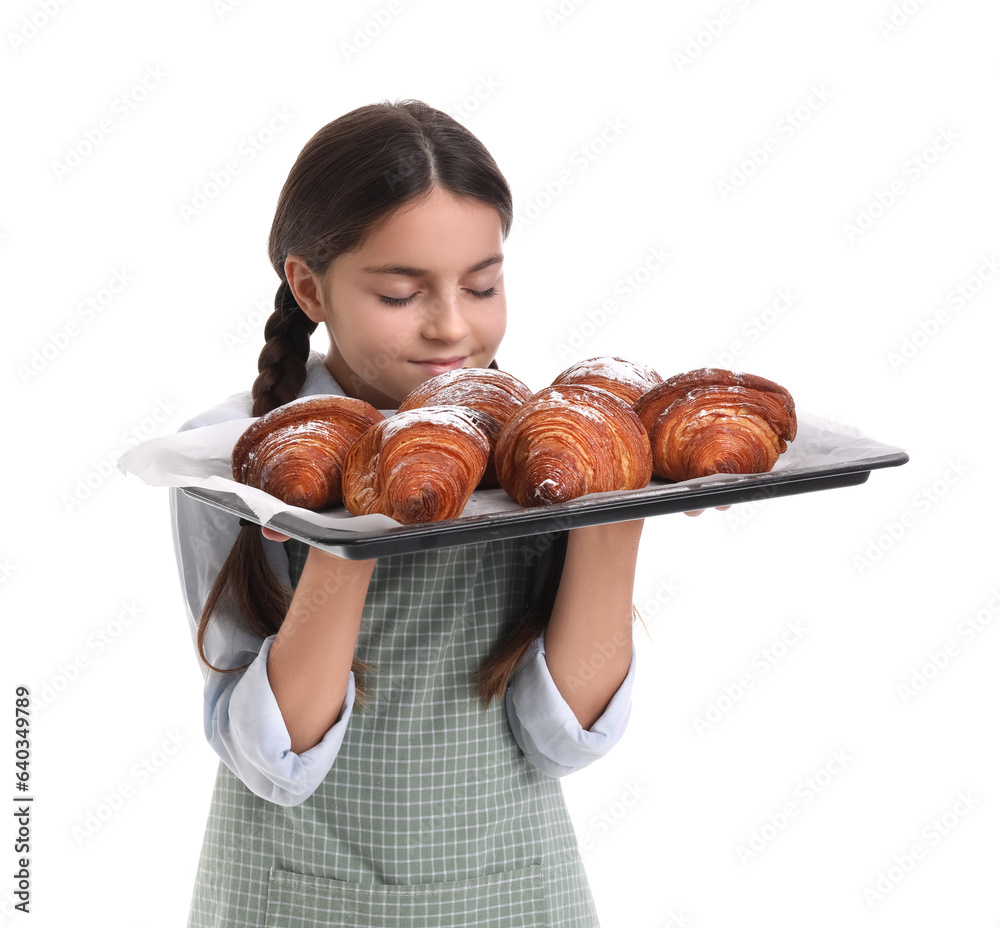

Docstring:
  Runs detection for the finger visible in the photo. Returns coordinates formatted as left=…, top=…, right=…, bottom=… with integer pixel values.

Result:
left=716, top=505, right=731, bottom=511
left=261, top=526, right=292, bottom=543
left=684, top=510, right=705, bottom=517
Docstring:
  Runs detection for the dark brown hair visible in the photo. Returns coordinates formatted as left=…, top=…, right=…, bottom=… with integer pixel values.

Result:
left=196, top=99, right=562, bottom=705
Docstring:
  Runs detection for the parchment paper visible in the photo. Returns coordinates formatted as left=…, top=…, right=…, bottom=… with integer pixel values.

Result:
left=117, top=410, right=907, bottom=531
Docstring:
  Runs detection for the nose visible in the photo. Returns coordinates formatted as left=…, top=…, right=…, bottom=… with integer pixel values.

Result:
left=421, top=292, right=470, bottom=344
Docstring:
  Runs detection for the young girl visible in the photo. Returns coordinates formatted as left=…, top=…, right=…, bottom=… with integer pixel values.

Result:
left=169, top=99, right=644, bottom=928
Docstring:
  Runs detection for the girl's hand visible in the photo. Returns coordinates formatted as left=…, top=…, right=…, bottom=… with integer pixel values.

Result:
left=684, top=505, right=731, bottom=517
left=261, top=526, right=292, bottom=543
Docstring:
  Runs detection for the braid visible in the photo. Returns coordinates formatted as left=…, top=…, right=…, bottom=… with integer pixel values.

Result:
left=252, top=281, right=318, bottom=416
left=196, top=277, right=372, bottom=703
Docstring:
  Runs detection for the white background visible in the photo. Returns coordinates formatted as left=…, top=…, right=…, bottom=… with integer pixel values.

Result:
left=3, top=0, right=999, bottom=925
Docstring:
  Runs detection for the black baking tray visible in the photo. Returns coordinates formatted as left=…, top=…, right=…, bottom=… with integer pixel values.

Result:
left=181, top=448, right=909, bottom=559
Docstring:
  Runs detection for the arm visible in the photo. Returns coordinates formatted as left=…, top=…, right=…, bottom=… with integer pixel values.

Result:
left=169, top=485, right=370, bottom=806
left=542, top=519, right=644, bottom=729
left=262, top=536, right=376, bottom=754
left=503, top=520, right=641, bottom=778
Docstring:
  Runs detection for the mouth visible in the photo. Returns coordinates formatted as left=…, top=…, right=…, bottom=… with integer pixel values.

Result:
left=409, top=356, right=468, bottom=375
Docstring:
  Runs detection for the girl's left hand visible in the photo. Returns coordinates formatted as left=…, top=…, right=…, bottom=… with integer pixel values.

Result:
left=684, top=506, right=731, bottom=517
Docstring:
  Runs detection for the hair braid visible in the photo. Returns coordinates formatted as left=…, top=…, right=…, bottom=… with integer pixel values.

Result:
left=252, top=281, right=318, bottom=417
left=198, top=280, right=376, bottom=700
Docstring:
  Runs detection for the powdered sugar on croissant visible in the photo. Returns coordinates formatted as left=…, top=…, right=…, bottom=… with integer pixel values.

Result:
left=633, top=369, right=797, bottom=481
left=494, top=384, right=652, bottom=507
left=397, top=368, right=534, bottom=489
left=342, top=405, right=490, bottom=523
left=550, top=356, right=663, bottom=405
left=231, top=395, right=385, bottom=509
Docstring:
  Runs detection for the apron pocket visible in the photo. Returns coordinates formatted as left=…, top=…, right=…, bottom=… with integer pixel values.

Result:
left=263, top=864, right=547, bottom=928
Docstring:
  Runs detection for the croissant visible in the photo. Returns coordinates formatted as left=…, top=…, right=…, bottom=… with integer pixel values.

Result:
left=550, top=356, right=663, bottom=405
left=633, top=369, right=797, bottom=482
left=494, top=384, right=653, bottom=507
left=341, top=405, right=490, bottom=523
left=397, top=368, right=534, bottom=489
left=231, top=395, right=385, bottom=509
left=636, top=368, right=797, bottom=439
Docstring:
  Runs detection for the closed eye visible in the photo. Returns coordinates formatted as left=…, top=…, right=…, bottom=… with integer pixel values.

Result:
left=378, top=293, right=418, bottom=307
left=468, top=286, right=497, bottom=300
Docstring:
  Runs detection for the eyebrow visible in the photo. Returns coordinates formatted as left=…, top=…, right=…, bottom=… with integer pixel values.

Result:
left=361, top=253, right=504, bottom=277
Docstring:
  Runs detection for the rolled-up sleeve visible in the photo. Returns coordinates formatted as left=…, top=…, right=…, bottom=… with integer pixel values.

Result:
left=205, top=631, right=354, bottom=806
left=505, top=633, right=635, bottom=778
left=168, top=443, right=353, bottom=806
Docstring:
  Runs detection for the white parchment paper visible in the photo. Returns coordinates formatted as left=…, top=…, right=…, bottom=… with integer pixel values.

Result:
left=117, top=411, right=908, bottom=531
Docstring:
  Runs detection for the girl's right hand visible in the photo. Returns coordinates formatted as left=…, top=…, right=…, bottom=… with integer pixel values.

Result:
left=261, top=526, right=292, bottom=543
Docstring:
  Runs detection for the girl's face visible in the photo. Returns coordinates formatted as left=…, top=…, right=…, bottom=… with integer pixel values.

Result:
left=287, top=187, right=507, bottom=409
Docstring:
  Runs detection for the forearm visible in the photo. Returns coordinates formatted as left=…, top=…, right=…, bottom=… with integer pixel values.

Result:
left=543, top=520, right=643, bottom=729
left=266, top=547, right=376, bottom=754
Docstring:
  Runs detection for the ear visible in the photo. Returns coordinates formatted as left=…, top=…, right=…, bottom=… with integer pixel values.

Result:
left=285, top=255, right=326, bottom=324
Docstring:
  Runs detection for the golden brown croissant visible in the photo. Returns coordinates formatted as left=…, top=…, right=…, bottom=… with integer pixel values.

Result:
left=636, top=368, right=797, bottom=440
left=398, top=367, right=533, bottom=420
left=397, top=368, right=534, bottom=489
left=494, top=384, right=653, bottom=507
left=341, top=405, right=490, bottom=523
left=231, top=395, right=385, bottom=509
left=633, top=369, right=797, bottom=481
left=550, top=356, right=663, bottom=405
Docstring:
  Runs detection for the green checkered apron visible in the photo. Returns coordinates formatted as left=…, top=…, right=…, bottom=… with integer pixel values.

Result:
left=186, top=535, right=600, bottom=927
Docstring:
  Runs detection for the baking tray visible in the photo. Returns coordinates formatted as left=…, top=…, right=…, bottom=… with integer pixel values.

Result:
left=180, top=444, right=909, bottom=560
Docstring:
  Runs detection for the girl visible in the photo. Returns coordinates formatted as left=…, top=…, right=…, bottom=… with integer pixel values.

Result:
left=169, top=99, right=644, bottom=928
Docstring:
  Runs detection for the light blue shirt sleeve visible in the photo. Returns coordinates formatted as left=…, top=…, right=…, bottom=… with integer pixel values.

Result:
left=168, top=430, right=354, bottom=807
left=505, top=632, right=635, bottom=778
